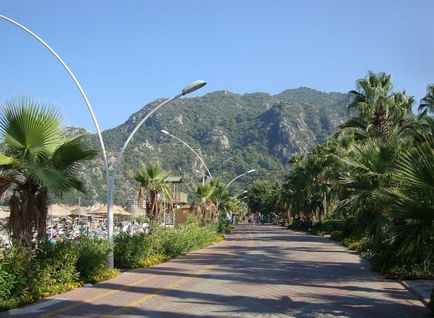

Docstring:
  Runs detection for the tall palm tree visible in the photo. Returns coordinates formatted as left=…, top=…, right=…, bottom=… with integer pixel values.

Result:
left=134, top=163, right=171, bottom=221
left=345, top=72, right=413, bottom=139
left=0, top=98, right=97, bottom=246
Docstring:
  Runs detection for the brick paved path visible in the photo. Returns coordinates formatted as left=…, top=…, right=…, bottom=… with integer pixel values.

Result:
left=3, top=225, right=429, bottom=317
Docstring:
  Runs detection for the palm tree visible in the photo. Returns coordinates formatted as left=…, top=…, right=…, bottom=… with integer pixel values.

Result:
left=191, top=181, right=216, bottom=222
left=219, top=196, right=245, bottom=223
left=419, top=85, right=434, bottom=114
left=0, top=98, right=97, bottom=246
left=282, top=143, right=339, bottom=225
left=385, top=137, right=434, bottom=263
left=333, top=134, right=406, bottom=243
left=345, top=72, right=413, bottom=139
left=134, top=163, right=171, bottom=221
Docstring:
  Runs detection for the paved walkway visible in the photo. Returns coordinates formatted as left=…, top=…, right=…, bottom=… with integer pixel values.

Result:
left=3, top=225, right=430, bottom=317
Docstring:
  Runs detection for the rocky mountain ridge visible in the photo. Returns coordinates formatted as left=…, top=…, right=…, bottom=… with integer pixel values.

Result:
left=56, top=87, right=350, bottom=205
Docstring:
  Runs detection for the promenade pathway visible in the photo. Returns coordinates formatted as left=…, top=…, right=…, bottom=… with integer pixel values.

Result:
left=3, top=224, right=429, bottom=317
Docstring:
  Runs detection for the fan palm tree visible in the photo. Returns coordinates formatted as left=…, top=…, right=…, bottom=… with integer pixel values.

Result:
left=419, top=85, right=434, bottom=114
left=333, top=134, right=406, bottom=243
left=385, top=137, right=434, bottom=263
left=134, top=163, right=171, bottom=221
left=192, top=181, right=216, bottom=222
left=344, top=72, right=413, bottom=139
left=0, top=98, right=97, bottom=246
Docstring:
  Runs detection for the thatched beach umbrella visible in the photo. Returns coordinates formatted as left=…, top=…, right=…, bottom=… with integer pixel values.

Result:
left=89, top=205, right=132, bottom=217
left=0, top=210, right=10, bottom=220
left=48, top=204, right=71, bottom=217
left=71, top=206, right=89, bottom=217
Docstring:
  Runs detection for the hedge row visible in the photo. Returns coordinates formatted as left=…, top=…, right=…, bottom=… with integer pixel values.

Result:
left=0, top=223, right=223, bottom=311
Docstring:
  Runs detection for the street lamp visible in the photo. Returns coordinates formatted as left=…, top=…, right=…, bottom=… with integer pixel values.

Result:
left=195, top=169, right=207, bottom=184
left=0, top=14, right=208, bottom=267
left=0, top=14, right=110, bottom=192
left=161, top=129, right=212, bottom=180
left=225, top=169, right=256, bottom=190
left=107, top=80, right=207, bottom=267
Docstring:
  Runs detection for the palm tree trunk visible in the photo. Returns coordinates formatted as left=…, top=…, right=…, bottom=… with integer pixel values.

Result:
left=9, top=182, right=48, bottom=247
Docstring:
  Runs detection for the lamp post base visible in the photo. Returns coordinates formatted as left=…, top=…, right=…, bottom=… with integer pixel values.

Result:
left=107, top=251, right=114, bottom=269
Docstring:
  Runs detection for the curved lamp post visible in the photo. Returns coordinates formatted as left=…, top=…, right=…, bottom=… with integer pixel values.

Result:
left=194, top=169, right=208, bottom=184
left=0, top=14, right=110, bottom=191
left=161, top=129, right=212, bottom=180
left=225, top=169, right=256, bottom=190
left=107, top=80, right=206, bottom=267
left=0, top=15, right=208, bottom=267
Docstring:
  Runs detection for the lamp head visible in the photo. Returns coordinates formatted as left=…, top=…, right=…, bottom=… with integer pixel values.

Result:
left=247, top=169, right=256, bottom=174
left=161, top=129, right=169, bottom=135
left=182, top=80, right=207, bottom=95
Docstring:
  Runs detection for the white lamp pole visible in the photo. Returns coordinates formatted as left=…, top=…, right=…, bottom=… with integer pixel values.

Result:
left=0, top=14, right=110, bottom=189
left=195, top=169, right=207, bottom=184
left=161, top=129, right=212, bottom=180
left=106, top=80, right=206, bottom=267
left=0, top=14, right=208, bottom=268
left=225, top=169, right=256, bottom=190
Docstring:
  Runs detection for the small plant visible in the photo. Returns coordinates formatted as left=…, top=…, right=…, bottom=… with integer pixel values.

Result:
left=114, top=232, right=153, bottom=269
left=0, top=245, right=33, bottom=310
left=342, top=238, right=364, bottom=251
left=318, top=219, right=344, bottom=233
left=137, top=254, right=170, bottom=267
left=75, top=238, right=115, bottom=283
left=30, top=241, right=80, bottom=298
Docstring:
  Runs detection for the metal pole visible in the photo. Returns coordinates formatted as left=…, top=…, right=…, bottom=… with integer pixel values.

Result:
left=162, top=131, right=212, bottom=179
left=225, top=170, right=255, bottom=190
left=106, top=94, right=182, bottom=267
left=1, top=14, right=208, bottom=268
left=0, top=15, right=110, bottom=191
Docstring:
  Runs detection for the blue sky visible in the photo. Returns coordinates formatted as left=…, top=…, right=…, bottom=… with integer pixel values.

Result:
left=0, top=1, right=433, bottom=131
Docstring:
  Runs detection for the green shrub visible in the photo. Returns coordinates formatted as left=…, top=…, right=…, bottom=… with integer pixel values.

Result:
left=0, top=238, right=121, bottom=311
left=84, top=264, right=119, bottom=283
left=114, top=232, right=153, bottom=269
left=342, top=238, right=364, bottom=251
left=31, top=241, right=80, bottom=298
left=0, top=245, right=33, bottom=310
left=153, top=224, right=218, bottom=258
left=137, top=254, right=170, bottom=267
left=289, top=218, right=312, bottom=231
left=75, top=238, right=116, bottom=283
left=318, top=219, right=344, bottom=233
left=153, top=227, right=191, bottom=257
left=382, top=262, right=434, bottom=280
left=217, top=218, right=230, bottom=234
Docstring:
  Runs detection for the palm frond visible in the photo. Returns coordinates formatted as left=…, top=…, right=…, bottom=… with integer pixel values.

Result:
left=52, top=134, right=98, bottom=171
left=0, top=97, right=63, bottom=159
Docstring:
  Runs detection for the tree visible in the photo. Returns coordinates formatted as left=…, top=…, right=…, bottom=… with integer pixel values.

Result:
left=134, top=163, right=171, bottom=221
left=246, top=180, right=281, bottom=216
left=0, top=98, right=97, bottom=246
left=385, top=137, right=434, bottom=263
left=344, top=71, right=413, bottom=140
left=419, top=85, right=434, bottom=114
left=191, top=181, right=216, bottom=222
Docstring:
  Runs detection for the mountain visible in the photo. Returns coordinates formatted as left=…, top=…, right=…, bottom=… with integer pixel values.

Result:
left=56, top=87, right=350, bottom=205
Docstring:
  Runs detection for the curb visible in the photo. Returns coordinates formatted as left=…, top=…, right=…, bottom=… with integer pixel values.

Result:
left=399, top=280, right=430, bottom=308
